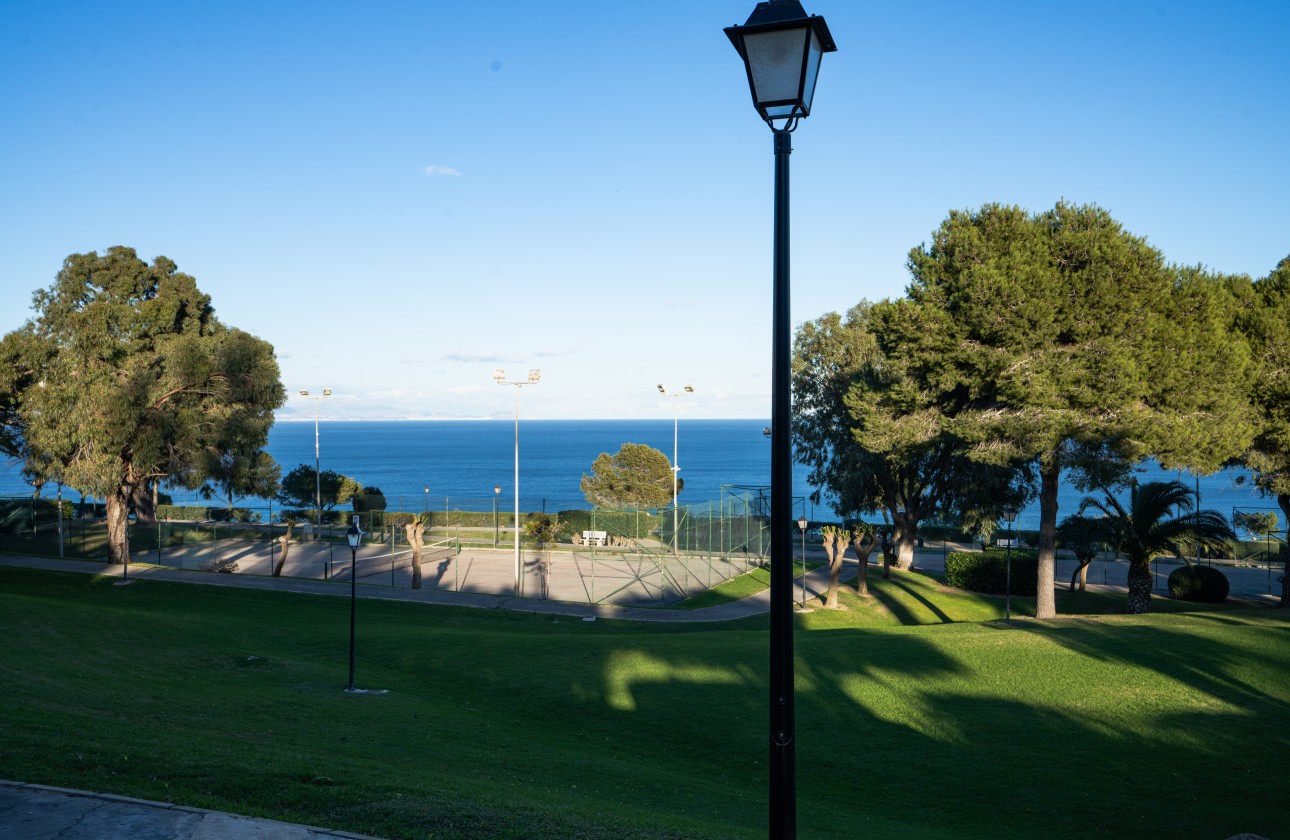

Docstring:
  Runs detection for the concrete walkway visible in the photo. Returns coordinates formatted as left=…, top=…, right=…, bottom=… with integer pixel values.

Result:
left=0, top=780, right=382, bottom=840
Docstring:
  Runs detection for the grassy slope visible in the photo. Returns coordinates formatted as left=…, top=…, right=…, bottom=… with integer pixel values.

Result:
left=1, top=566, right=1287, bottom=839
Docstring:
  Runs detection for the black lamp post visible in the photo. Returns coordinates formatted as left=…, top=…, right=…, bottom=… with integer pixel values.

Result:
left=344, top=518, right=386, bottom=694
left=346, top=518, right=362, bottom=691
left=1002, top=506, right=1017, bottom=624
left=725, top=3, right=836, bottom=837
left=796, top=516, right=809, bottom=610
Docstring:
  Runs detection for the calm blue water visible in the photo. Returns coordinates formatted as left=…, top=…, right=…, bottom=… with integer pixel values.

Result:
left=0, top=419, right=1274, bottom=529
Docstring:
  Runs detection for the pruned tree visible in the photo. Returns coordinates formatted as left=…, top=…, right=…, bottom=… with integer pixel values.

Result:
left=405, top=516, right=426, bottom=589
left=849, top=522, right=879, bottom=596
left=819, top=525, right=845, bottom=609
left=1056, top=513, right=1109, bottom=592
left=2, top=248, right=285, bottom=565
left=524, top=514, right=562, bottom=599
left=1077, top=480, right=1235, bottom=613
left=580, top=443, right=679, bottom=510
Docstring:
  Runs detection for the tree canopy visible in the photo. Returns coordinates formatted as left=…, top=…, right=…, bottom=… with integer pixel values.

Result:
left=2, top=247, right=285, bottom=564
left=580, top=443, right=679, bottom=510
left=875, top=202, right=1252, bottom=617
left=278, top=464, right=360, bottom=511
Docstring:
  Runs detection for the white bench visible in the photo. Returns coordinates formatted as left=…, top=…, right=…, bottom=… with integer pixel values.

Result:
left=582, top=530, right=608, bottom=547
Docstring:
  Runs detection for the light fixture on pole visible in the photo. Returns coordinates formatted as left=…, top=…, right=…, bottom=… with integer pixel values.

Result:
left=726, top=3, right=835, bottom=836
left=494, top=368, right=541, bottom=597
left=299, top=389, right=332, bottom=532
left=796, top=516, right=809, bottom=611
left=657, top=384, right=694, bottom=556
left=1001, top=505, right=1017, bottom=625
left=424, top=486, right=429, bottom=515
left=493, top=484, right=502, bottom=548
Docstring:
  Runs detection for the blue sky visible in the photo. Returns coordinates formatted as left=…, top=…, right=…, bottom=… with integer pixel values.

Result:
left=2, top=0, right=1287, bottom=422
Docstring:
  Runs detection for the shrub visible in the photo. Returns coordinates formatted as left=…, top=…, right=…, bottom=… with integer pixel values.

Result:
left=944, top=550, right=1038, bottom=595
left=1167, top=564, right=1229, bottom=603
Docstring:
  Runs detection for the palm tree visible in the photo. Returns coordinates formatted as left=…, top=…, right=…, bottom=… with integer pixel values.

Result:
left=1078, top=480, right=1234, bottom=614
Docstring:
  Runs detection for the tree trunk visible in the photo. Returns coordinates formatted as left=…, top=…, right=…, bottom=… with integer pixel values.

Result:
left=1069, top=558, right=1092, bottom=592
left=1035, top=457, right=1060, bottom=619
left=851, top=532, right=877, bottom=596
left=274, top=521, right=294, bottom=576
left=105, top=488, right=131, bottom=565
left=895, top=519, right=917, bottom=570
left=822, top=531, right=841, bottom=609
left=1278, top=494, right=1289, bottom=609
left=405, top=521, right=425, bottom=590
left=1126, top=560, right=1153, bottom=614
left=131, top=481, right=157, bottom=524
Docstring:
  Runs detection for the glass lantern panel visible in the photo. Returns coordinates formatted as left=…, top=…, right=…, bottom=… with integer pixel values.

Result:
left=743, top=27, right=810, bottom=108
left=800, top=29, right=824, bottom=113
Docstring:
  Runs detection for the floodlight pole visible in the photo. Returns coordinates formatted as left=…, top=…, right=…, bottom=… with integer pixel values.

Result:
left=495, top=369, right=541, bottom=597
left=300, top=389, right=331, bottom=531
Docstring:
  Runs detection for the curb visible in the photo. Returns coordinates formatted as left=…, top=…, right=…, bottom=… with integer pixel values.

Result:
left=0, top=779, right=387, bottom=839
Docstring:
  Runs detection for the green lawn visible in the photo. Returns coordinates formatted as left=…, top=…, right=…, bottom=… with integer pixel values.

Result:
left=1, top=564, right=1287, bottom=839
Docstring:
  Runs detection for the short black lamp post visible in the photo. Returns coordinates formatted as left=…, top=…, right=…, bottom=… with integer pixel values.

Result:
left=725, top=3, right=836, bottom=837
left=796, top=516, right=809, bottom=610
left=345, top=518, right=386, bottom=694
left=1001, top=506, right=1017, bottom=624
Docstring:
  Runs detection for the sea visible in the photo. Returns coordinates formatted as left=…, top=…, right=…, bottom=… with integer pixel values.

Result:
left=0, top=419, right=1276, bottom=530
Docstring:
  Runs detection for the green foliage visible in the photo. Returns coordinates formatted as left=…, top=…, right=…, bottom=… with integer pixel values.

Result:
left=580, top=443, right=678, bottom=509
left=155, top=504, right=258, bottom=523
left=1233, top=510, right=1279, bottom=539
left=277, top=464, right=360, bottom=510
left=792, top=302, right=1031, bottom=569
left=523, top=513, right=562, bottom=546
left=352, top=486, right=388, bottom=513
left=557, top=509, right=659, bottom=540
left=1077, top=481, right=1236, bottom=566
left=944, top=550, right=1038, bottom=595
left=1168, top=564, right=1230, bottom=603
left=1232, top=257, right=1290, bottom=509
left=0, top=248, right=285, bottom=563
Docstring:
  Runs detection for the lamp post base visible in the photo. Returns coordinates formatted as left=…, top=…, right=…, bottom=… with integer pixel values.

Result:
left=343, top=688, right=388, bottom=695
left=113, top=580, right=134, bottom=587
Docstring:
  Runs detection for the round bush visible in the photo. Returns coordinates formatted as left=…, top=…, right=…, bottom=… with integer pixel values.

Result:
left=1167, top=564, right=1230, bottom=603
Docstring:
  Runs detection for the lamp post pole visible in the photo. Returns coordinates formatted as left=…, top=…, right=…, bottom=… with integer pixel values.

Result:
left=494, top=369, right=541, bottom=597
left=726, top=5, right=835, bottom=836
left=494, top=484, right=502, bottom=548
left=300, top=389, right=331, bottom=531
left=797, top=517, right=808, bottom=609
left=347, top=518, right=361, bottom=691
left=1002, top=506, right=1017, bottom=624
left=657, top=385, right=693, bottom=555
left=424, top=487, right=429, bottom=516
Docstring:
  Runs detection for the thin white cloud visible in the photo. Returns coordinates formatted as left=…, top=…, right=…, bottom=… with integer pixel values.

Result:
left=442, top=352, right=515, bottom=363
left=534, top=347, right=580, bottom=358
left=422, top=164, right=461, bottom=177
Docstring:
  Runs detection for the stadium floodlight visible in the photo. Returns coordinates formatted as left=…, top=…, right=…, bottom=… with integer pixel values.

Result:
left=494, top=368, right=542, bottom=596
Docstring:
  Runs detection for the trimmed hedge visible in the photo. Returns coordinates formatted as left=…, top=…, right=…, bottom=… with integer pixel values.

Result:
left=944, top=550, right=1038, bottom=596
left=156, top=505, right=260, bottom=523
left=558, top=509, right=660, bottom=541
left=1168, top=564, right=1229, bottom=603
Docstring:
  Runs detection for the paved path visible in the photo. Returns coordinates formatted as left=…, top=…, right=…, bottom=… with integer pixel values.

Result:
left=0, top=553, right=799, bottom=622
left=0, top=780, right=382, bottom=840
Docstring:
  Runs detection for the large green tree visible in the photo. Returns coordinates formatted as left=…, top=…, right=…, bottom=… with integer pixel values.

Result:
left=4, top=247, right=285, bottom=564
left=1233, top=255, right=1290, bottom=607
left=277, top=464, right=360, bottom=511
left=580, top=443, right=679, bottom=509
left=880, top=202, right=1252, bottom=618
left=793, top=302, right=1028, bottom=569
